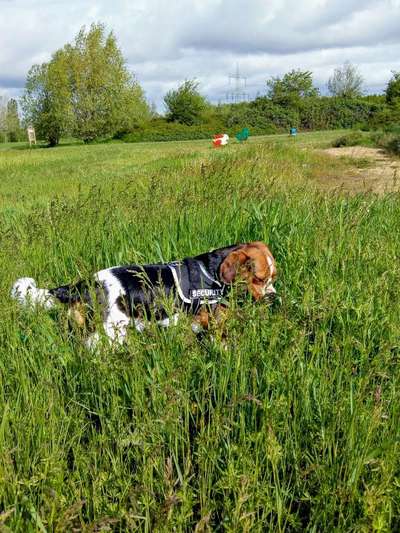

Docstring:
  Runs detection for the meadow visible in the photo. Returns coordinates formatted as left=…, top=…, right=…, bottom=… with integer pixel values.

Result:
left=0, top=132, right=399, bottom=531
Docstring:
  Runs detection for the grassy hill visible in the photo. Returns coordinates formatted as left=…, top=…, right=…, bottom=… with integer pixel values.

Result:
left=0, top=132, right=399, bottom=531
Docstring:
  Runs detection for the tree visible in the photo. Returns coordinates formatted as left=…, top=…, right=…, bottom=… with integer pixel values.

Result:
left=66, top=24, right=149, bottom=142
left=164, top=80, right=208, bottom=125
left=21, top=23, right=150, bottom=145
left=22, top=50, right=77, bottom=146
left=267, top=70, right=319, bottom=107
left=5, top=98, right=21, bottom=142
left=385, top=71, right=400, bottom=106
left=328, top=61, right=363, bottom=98
left=0, top=96, right=22, bottom=142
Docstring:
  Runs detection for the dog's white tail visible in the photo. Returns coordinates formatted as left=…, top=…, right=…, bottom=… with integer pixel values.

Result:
left=11, top=278, right=55, bottom=310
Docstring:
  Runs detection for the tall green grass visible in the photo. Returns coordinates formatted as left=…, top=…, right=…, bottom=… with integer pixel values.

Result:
left=0, top=138, right=399, bottom=531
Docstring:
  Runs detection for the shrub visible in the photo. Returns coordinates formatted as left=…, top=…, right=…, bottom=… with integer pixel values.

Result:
left=120, top=117, right=276, bottom=143
left=300, top=97, right=385, bottom=130
left=221, top=96, right=384, bottom=133
left=164, top=80, right=208, bottom=125
left=384, top=124, right=400, bottom=135
left=220, top=99, right=296, bottom=133
left=246, top=97, right=299, bottom=129
left=368, top=103, right=400, bottom=131
left=372, top=132, right=400, bottom=155
left=332, top=131, right=364, bottom=147
left=121, top=121, right=216, bottom=143
left=385, top=71, right=400, bottom=105
left=121, top=95, right=391, bottom=143
left=386, top=136, right=400, bottom=155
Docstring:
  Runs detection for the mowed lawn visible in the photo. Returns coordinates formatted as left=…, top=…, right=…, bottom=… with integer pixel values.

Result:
left=0, top=132, right=399, bottom=531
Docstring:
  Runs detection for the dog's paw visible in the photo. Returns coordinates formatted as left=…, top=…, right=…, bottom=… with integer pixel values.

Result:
left=191, top=321, right=203, bottom=334
left=85, top=332, right=101, bottom=351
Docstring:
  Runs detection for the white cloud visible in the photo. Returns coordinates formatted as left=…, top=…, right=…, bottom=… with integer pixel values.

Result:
left=0, top=0, right=399, bottom=109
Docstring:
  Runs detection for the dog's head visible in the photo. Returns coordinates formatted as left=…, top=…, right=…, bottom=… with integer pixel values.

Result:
left=219, top=241, right=277, bottom=301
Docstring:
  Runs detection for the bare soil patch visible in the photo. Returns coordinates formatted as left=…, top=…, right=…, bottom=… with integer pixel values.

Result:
left=321, top=146, right=400, bottom=193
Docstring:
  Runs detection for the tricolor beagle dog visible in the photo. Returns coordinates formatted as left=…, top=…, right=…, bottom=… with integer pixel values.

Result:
left=11, top=241, right=276, bottom=348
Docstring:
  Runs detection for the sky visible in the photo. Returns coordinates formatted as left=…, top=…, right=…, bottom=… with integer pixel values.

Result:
left=1, top=0, right=400, bottom=111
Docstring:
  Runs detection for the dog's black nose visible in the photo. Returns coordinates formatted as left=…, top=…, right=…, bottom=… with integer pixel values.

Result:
left=264, top=291, right=277, bottom=304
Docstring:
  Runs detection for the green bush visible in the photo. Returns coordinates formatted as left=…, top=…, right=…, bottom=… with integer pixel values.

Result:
left=121, top=121, right=218, bottom=143
left=0, top=128, right=26, bottom=143
left=164, top=80, right=208, bottom=125
left=120, top=118, right=272, bottom=143
left=120, top=95, right=392, bottom=143
left=300, top=97, right=385, bottom=130
left=386, top=136, right=400, bottom=154
left=372, top=132, right=400, bottom=155
left=225, top=98, right=298, bottom=131
left=384, top=124, right=400, bottom=135
left=332, top=131, right=365, bottom=147
left=368, top=104, right=400, bottom=131
left=215, top=97, right=385, bottom=137
left=221, top=96, right=384, bottom=133
left=385, top=71, right=400, bottom=105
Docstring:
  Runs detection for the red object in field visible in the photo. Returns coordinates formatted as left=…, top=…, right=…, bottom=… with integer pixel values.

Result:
left=212, top=133, right=229, bottom=147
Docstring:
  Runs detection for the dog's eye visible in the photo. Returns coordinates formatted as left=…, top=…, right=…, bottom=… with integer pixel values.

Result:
left=253, top=276, right=265, bottom=285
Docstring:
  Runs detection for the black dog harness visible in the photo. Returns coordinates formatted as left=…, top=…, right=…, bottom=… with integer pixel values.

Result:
left=168, top=259, right=226, bottom=312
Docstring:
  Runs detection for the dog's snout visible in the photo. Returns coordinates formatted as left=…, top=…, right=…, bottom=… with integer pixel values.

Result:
left=265, top=285, right=276, bottom=295
left=264, top=284, right=277, bottom=302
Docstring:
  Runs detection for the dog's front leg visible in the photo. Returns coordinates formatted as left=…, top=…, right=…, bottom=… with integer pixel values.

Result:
left=192, top=305, right=229, bottom=347
left=191, top=308, right=210, bottom=334
left=103, top=303, right=131, bottom=345
left=84, top=297, right=131, bottom=350
left=85, top=312, right=130, bottom=350
left=86, top=332, right=101, bottom=351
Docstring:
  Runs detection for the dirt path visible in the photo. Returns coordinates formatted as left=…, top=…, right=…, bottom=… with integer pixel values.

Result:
left=322, top=146, right=400, bottom=193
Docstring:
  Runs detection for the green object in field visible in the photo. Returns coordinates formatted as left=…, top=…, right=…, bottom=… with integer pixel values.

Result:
left=235, top=127, right=250, bottom=142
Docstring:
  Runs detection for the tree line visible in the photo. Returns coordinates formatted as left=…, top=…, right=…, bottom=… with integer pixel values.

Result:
left=1, top=23, right=400, bottom=145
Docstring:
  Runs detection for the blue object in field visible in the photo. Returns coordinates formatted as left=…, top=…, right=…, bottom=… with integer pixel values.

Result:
left=290, top=127, right=297, bottom=136
left=236, top=127, right=250, bottom=142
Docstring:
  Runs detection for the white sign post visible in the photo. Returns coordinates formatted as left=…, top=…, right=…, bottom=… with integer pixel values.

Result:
left=27, top=126, right=36, bottom=146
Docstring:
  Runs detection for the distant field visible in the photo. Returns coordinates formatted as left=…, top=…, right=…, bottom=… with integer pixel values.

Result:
left=0, top=132, right=399, bottom=531
left=0, top=130, right=350, bottom=211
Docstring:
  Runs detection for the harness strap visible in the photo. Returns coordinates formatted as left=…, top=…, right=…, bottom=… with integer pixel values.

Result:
left=198, top=262, right=222, bottom=287
left=168, top=263, right=192, bottom=304
left=168, top=260, right=224, bottom=307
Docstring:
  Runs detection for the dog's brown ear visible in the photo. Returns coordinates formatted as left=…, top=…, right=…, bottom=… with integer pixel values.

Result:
left=243, top=243, right=270, bottom=280
left=220, top=249, right=249, bottom=283
left=220, top=242, right=276, bottom=299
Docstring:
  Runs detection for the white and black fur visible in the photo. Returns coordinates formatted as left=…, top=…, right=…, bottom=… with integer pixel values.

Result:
left=11, top=243, right=277, bottom=349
